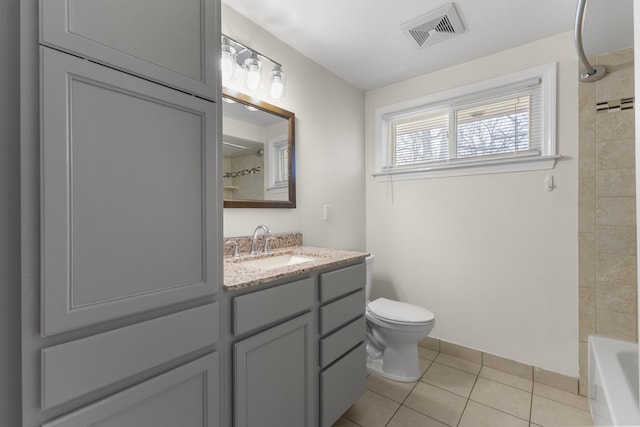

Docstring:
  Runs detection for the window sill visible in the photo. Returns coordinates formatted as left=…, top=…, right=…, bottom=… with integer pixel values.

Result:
left=266, top=185, right=288, bottom=194
left=373, top=154, right=561, bottom=181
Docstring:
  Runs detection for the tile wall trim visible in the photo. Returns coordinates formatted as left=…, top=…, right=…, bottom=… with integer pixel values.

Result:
left=421, top=337, right=580, bottom=395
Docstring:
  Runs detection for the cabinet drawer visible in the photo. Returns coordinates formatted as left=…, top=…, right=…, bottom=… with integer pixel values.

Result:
left=233, top=277, right=314, bottom=336
left=321, top=343, right=366, bottom=427
left=44, top=353, right=219, bottom=427
left=320, top=289, right=364, bottom=335
left=320, top=316, right=365, bottom=368
left=319, top=263, right=365, bottom=303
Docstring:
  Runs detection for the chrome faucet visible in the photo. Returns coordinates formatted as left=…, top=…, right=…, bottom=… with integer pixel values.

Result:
left=264, top=237, right=275, bottom=254
left=225, top=240, right=242, bottom=258
left=250, top=224, right=272, bottom=256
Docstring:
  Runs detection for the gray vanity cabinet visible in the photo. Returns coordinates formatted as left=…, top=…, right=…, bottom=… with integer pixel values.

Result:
left=225, top=262, right=367, bottom=427
left=21, top=1, right=222, bottom=426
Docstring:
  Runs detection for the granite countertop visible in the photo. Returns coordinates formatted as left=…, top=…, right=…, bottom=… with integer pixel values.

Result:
left=224, top=246, right=369, bottom=291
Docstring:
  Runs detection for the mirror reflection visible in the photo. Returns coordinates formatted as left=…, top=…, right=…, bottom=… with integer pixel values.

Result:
left=222, top=88, right=296, bottom=208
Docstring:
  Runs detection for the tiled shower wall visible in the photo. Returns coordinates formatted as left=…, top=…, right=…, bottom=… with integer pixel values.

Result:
left=578, top=47, right=637, bottom=395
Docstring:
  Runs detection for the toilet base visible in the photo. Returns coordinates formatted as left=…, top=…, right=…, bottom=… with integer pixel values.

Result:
left=366, top=351, right=421, bottom=383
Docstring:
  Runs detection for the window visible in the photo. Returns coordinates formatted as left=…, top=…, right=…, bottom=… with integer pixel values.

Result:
left=274, top=141, right=289, bottom=185
left=375, top=63, right=558, bottom=179
left=266, top=135, right=289, bottom=192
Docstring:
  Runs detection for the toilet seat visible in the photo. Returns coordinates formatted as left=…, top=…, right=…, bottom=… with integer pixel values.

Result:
left=367, top=298, right=435, bottom=325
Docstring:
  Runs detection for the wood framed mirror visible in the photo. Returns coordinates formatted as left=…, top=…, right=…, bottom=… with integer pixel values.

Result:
left=222, top=87, right=296, bottom=208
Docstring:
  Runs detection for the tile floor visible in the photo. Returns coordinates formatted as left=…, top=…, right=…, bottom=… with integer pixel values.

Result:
left=334, top=347, right=593, bottom=427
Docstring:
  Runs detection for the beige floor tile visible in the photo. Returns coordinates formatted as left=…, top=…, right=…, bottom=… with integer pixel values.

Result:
left=435, top=353, right=481, bottom=375
left=530, top=424, right=543, bottom=427
left=530, top=395, right=593, bottom=427
left=533, top=383, right=590, bottom=412
left=404, top=382, right=467, bottom=426
left=367, top=373, right=417, bottom=403
left=419, top=346, right=439, bottom=361
left=386, top=406, right=448, bottom=427
left=344, top=390, right=400, bottom=427
left=459, top=401, right=529, bottom=427
left=422, top=362, right=477, bottom=398
left=480, top=366, right=533, bottom=392
left=333, top=417, right=360, bottom=427
left=470, top=377, right=532, bottom=420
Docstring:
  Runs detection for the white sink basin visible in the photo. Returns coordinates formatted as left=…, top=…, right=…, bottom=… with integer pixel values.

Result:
left=242, top=254, right=316, bottom=270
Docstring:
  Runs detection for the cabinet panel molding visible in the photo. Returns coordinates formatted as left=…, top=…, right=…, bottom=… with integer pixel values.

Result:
left=43, top=353, right=219, bottom=427
left=40, top=47, right=219, bottom=336
left=40, top=0, right=218, bottom=100
left=41, top=303, right=218, bottom=410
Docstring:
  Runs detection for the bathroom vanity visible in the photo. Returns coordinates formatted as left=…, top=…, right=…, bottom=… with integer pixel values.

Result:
left=221, top=246, right=368, bottom=427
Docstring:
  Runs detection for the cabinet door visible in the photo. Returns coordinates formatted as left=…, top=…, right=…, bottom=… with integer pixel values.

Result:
left=40, top=47, right=220, bottom=336
left=43, top=353, right=218, bottom=427
left=40, top=0, right=218, bottom=100
left=234, top=313, right=314, bottom=427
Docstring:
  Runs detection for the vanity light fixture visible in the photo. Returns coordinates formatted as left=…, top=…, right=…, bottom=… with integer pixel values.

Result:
left=220, top=34, right=286, bottom=99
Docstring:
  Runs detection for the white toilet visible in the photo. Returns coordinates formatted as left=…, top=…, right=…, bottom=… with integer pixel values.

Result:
left=365, top=255, right=435, bottom=382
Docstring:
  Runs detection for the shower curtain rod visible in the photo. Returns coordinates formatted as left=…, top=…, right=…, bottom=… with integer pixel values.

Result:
left=575, top=0, right=606, bottom=82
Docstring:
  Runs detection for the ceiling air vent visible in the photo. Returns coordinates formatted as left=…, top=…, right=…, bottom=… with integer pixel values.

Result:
left=401, top=3, right=465, bottom=48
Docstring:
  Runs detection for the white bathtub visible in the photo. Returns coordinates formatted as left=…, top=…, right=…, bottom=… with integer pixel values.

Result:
left=589, top=336, right=640, bottom=426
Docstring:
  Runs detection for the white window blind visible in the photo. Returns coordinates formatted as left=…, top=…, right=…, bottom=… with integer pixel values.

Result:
left=276, top=145, right=289, bottom=184
left=455, top=83, right=542, bottom=159
left=389, top=110, right=449, bottom=166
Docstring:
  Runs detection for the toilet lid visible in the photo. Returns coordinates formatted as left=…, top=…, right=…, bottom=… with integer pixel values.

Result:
left=368, top=298, right=435, bottom=324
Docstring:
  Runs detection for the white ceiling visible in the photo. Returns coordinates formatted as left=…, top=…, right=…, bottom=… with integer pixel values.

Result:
left=222, top=0, right=634, bottom=91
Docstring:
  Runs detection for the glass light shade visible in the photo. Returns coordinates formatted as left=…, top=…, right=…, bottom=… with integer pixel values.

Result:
left=221, top=51, right=235, bottom=80
left=246, top=65, right=261, bottom=89
left=270, top=66, right=285, bottom=99
left=220, top=41, right=236, bottom=80
left=244, top=55, right=261, bottom=90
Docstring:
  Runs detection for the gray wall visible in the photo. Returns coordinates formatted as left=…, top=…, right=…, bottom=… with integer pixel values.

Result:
left=0, top=0, right=22, bottom=424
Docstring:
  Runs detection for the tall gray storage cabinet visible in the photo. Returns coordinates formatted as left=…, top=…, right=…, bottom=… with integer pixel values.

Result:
left=20, top=1, right=222, bottom=426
